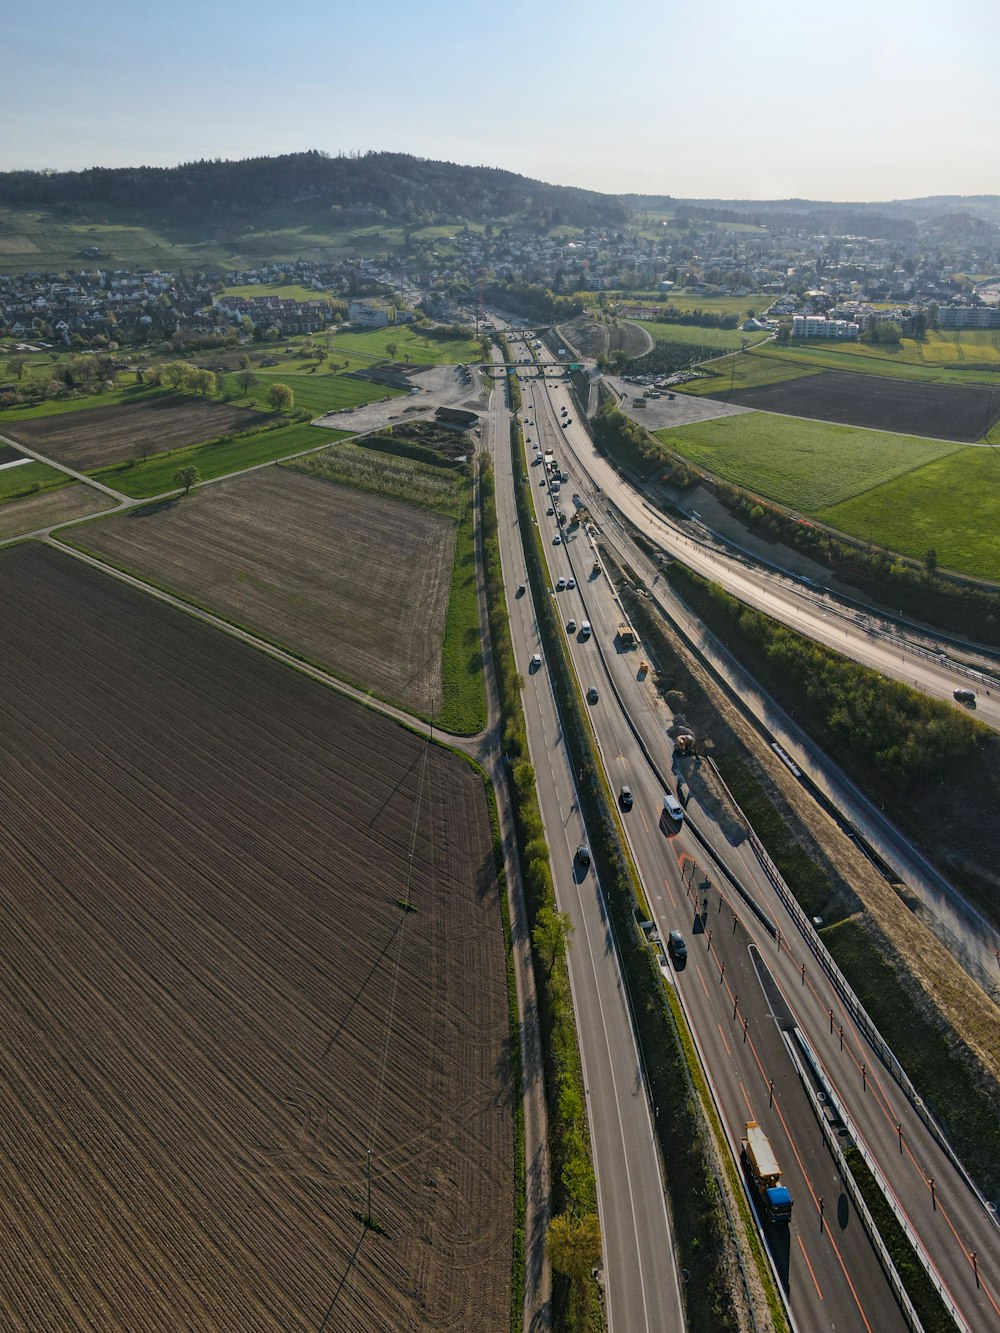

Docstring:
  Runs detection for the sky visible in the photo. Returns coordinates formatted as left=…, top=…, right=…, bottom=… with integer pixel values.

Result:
left=2, top=0, right=998, bottom=201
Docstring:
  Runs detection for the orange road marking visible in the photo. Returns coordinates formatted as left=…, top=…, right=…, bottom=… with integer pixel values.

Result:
left=796, top=1233, right=824, bottom=1303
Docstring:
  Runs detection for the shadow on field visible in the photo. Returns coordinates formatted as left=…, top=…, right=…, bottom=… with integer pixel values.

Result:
left=128, top=497, right=183, bottom=519
left=367, top=749, right=424, bottom=828
left=323, top=918, right=403, bottom=1058
left=316, top=1220, right=374, bottom=1331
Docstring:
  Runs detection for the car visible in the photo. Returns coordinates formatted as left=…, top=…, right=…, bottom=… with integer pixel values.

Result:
left=587, top=686, right=599, bottom=703
left=662, top=793, right=684, bottom=823
left=553, top=534, right=562, bottom=544
left=556, top=576, right=566, bottom=590
left=575, top=843, right=591, bottom=866
left=566, top=618, right=577, bottom=633
left=561, top=406, right=568, bottom=415
left=516, top=583, right=526, bottom=597
left=532, top=455, right=542, bottom=465
left=954, top=687, right=976, bottom=705
left=566, top=577, right=576, bottom=589
left=580, top=620, right=592, bottom=638
left=558, top=513, right=567, bottom=526
left=667, top=930, right=687, bottom=963
left=539, top=478, right=547, bottom=486
left=547, top=506, right=555, bottom=515
left=529, top=653, right=542, bottom=671
left=619, top=785, right=633, bottom=810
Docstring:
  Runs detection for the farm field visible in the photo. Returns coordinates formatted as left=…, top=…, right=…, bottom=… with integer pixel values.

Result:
left=221, top=283, right=333, bottom=302
left=750, top=340, right=1000, bottom=387
left=593, top=291, right=769, bottom=317
left=230, top=370, right=404, bottom=418
left=0, top=457, right=70, bottom=503
left=680, top=352, right=821, bottom=396
left=329, top=325, right=482, bottom=366
left=657, top=412, right=962, bottom=511
left=76, top=464, right=460, bottom=720
left=1, top=394, right=273, bottom=470
left=286, top=441, right=485, bottom=732
left=819, top=447, right=1000, bottom=582
left=632, top=318, right=770, bottom=350
left=92, top=422, right=348, bottom=499
left=0, top=541, right=513, bottom=1332
left=704, top=369, right=1000, bottom=442
left=0, top=482, right=115, bottom=540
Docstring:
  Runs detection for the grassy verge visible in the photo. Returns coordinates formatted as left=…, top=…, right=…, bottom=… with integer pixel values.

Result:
left=437, top=476, right=487, bottom=734
left=504, top=354, right=744, bottom=1332
left=0, top=460, right=72, bottom=504
left=475, top=760, right=526, bottom=1331
left=821, top=918, right=1000, bottom=1197
left=841, top=1146, right=955, bottom=1333
left=713, top=755, right=838, bottom=921
left=92, top=422, right=345, bottom=498
left=480, top=449, right=601, bottom=1330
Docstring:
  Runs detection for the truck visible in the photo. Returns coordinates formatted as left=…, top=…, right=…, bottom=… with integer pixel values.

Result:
left=742, top=1122, right=792, bottom=1224
left=617, top=622, right=637, bottom=648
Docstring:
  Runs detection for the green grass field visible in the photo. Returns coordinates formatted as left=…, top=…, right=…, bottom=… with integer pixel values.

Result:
left=0, top=383, right=168, bottom=424
left=633, top=319, right=770, bottom=351
left=286, top=443, right=485, bottom=732
left=93, top=422, right=348, bottom=499
left=329, top=325, right=481, bottom=365
left=222, top=283, right=332, bottom=302
left=224, top=371, right=403, bottom=417
left=819, top=446, right=1000, bottom=581
left=751, top=340, right=1000, bottom=387
left=0, top=459, right=71, bottom=504
left=657, top=412, right=963, bottom=511
left=679, top=352, right=821, bottom=396
left=589, top=291, right=770, bottom=318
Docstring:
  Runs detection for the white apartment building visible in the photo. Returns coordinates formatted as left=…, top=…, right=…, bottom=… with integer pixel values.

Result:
left=937, top=306, right=1000, bottom=329
left=791, top=315, right=860, bottom=340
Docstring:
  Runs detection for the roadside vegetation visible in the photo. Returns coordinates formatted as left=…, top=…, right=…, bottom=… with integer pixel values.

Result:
left=656, top=412, right=962, bottom=512
left=591, top=401, right=696, bottom=487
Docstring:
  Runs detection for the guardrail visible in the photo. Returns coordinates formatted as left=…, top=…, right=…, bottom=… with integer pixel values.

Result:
left=705, top=753, right=1000, bottom=1236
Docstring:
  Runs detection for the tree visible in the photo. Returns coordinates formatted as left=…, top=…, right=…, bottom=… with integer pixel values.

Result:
left=532, top=905, right=572, bottom=973
left=267, top=381, right=294, bottom=412
left=6, top=357, right=27, bottom=381
left=173, top=465, right=200, bottom=495
left=924, top=548, right=938, bottom=575
left=547, top=1212, right=602, bottom=1301
left=385, top=341, right=399, bottom=360
left=237, top=369, right=257, bottom=394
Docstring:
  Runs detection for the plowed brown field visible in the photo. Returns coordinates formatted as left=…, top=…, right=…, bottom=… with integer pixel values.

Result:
left=0, top=543, right=512, bottom=1332
left=76, top=467, right=455, bottom=717
left=4, top=395, right=272, bottom=469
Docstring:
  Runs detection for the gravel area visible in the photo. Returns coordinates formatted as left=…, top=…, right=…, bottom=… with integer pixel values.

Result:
left=605, top=378, right=754, bottom=430
left=314, top=364, right=489, bottom=435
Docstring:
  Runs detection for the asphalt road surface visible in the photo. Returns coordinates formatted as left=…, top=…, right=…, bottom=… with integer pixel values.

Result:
left=487, top=349, right=686, bottom=1331
left=509, top=335, right=1000, bottom=1333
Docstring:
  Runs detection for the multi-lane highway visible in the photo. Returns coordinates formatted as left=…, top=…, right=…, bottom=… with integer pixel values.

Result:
left=504, top=334, right=1000, bottom=1332
left=542, top=367, right=1000, bottom=997
left=485, top=348, right=686, bottom=1331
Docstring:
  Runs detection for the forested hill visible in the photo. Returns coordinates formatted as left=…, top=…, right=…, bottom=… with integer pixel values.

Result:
left=0, top=150, right=628, bottom=229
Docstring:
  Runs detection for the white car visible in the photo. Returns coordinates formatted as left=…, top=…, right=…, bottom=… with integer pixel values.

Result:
left=662, top=793, right=684, bottom=823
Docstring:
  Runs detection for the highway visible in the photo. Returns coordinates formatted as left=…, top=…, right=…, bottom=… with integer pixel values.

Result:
left=507, top=335, right=1000, bottom=1332
left=543, top=370, right=1000, bottom=998
left=485, top=349, right=686, bottom=1331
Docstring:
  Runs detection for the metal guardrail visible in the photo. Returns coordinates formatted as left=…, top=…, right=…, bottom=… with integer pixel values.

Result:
left=706, top=753, right=1000, bottom=1236
left=784, top=1032, right=936, bottom=1333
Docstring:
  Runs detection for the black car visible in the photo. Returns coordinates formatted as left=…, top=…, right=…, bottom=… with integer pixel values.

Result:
left=668, top=930, right=687, bottom=963
left=576, top=843, right=591, bottom=866
left=619, top=785, right=633, bottom=810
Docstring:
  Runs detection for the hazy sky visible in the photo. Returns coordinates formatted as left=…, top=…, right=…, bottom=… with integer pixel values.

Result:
left=3, top=0, right=998, bottom=200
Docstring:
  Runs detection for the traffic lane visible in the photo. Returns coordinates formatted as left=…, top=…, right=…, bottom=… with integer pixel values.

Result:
left=682, top=812, right=1000, bottom=1327
left=627, top=811, right=904, bottom=1333
left=538, top=395, right=1000, bottom=1319
left=505, top=378, right=685, bottom=1330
